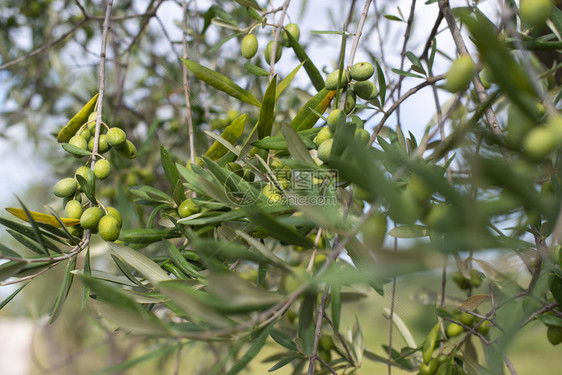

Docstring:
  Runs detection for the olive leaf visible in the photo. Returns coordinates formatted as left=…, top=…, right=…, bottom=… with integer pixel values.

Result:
left=57, top=93, right=99, bottom=143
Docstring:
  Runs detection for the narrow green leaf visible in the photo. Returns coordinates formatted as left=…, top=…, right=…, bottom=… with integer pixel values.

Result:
left=49, top=258, right=77, bottom=323
left=290, top=89, right=335, bottom=131
left=164, top=240, right=204, bottom=279
left=91, top=299, right=169, bottom=335
left=406, top=51, right=426, bottom=75
left=389, top=224, right=430, bottom=238
left=246, top=208, right=314, bottom=248
left=258, top=77, right=277, bottom=139
left=7, top=229, right=47, bottom=255
left=286, top=32, right=324, bottom=91
left=268, top=355, right=302, bottom=372
left=244, top=62, right=270, bottom=76
left=251, top=128, right=319, bottom=150
left=0, top=261, right=27, bottom=282
left=160, top=146, right=185, bottom=202
left=375, top=59, right=386, bottom=106
left=224, top=324, right=273, bottom=375
left=276, top=62, right=304, bottom=100
left=57, top=93, right=99, bottom=143
left=331, top=281, right=341, bottom=332
left=107, top=242, right=172, bottom=284
left=384, top=14, right=403, bottom=22
left=205, top=114, right=247, bottom=160
left=234, top=0, right=262, bottom=10
left=181, top=59, right=261, bottom=107
left=76, top=174, right=96, bottom=204
left=429, top=38, right=437, bottom=73
left=298, top=293, right=316, bottom=355
left=270, top=330, right=299, bottom=351
left=0, top=282, right=28, bottom=309
left=119, top=228, right=180, bottom=244
left=61, top=143, right=92, bottom=157
left=281, top=123, right=315, bottom=164
left=391, top=68, right=424, bottom=79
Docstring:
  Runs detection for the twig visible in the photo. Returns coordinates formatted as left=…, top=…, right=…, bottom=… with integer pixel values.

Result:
left=339, top=0, right=373, bottom=109
left=503, top=353, right=518, bottom=375
left=395, top=0, right=417, bottom=128
left=438, top=0, right=503, bottom=137
left=182, top=0, right=196, bottom=178
left=90, top=0, right=114, bottom=166
left=387, top=235, right=398, bottom=375
left=268, top=0, right=291, bottom=79
left=322, top=312, right=356, bottom=367
left=307, top=286, right=330, bottom=375
left=0, top=20, right=87, bottom=70
left=368, top=74, right=447, bottom=146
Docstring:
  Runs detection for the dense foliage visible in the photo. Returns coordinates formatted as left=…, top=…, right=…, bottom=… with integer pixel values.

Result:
left=2, top=1, right=562, bottom=374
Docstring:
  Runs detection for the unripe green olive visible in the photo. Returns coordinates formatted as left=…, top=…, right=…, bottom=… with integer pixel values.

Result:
left=65, top=199, right=83, bottom=219
left=350, top=62, right=375, bottom=81
left=469, top=269, right=482, bottom=288
left=54, top=178, right=78, bottom=198
left=281, top=23, right=300, bottom=46
left=477, top=320, right=490, bottom=335
left=319, top=335, right=335, bottom=351
left=88, top=135, right=110, bottom=153
left=436, top=354, right=448, bottom=364
left=344, top=90, right=356, bottom=114
left=80, top=206, right=104, bottom=230
left=445, top=55, right=476, bottom=92
left=361, top=212, right=387, bottom=249
left=94, top=159, right=111, bottom=180
left=79, top=128, right=91, bottom=141
left=325, top=69, right=348, bottom=90
left=87, top=111, right=97, bottom=123
left=116, top=140, right=137, bottom=159
left=178, top=198, right=200, bottom=218
left=520, top=0, right=552, bottom=27
left=69, top=135, right=88, bottom=150
left=98, top=215, right=121, bottom=241
left=317, top=138, right=333, bottom=162
left=354, top=80, right=378, bottom=100
left=318, top=349, right=331, bottom=364
left=547, top=325, right=562, bottom=345
left=446, top=323, right=464, bottom=338
left=262, top=184, right=282, bottom=203
left=106, top=127, right=127, bottom=148
left=524, top=126, right=558, bottom=159
left=314, top=126, right=333, bottom=146
left=264, top=40, right=282, bottom=63
left=105, top=207, right=122, bottom=228
left=460, top=312, right=475, bottom=326
left=242, top=169, right=255, bottom=182
left=67, top=225, right=83, bottom=238
left=388, top=189, right=422, bottom=224
left=75, top=166, right=90, bottom=181
left=241, top=34, right=258, bottom=59
left=355, top=128, right=370, bottom=146
left=327, top=109, right=345, bottom=132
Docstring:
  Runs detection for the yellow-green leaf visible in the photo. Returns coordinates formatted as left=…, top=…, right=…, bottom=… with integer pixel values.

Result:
left=6, top=208, right=80, bottom=228
left=56, top=93, right=99, bottom=143
left=460, top=294, right=489, bottom=311
left=181, top=58, right=261, bottom=107
left=205, top=114, right=247, bottom=160
left=290, top=89, right=335, bottom=131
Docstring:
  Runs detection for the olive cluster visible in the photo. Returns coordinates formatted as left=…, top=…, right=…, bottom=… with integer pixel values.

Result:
left=240, top=23, right=300, bottom=62
left=325, top=61, right=378, bottom=112
left=54, top=111, right=136, bottom=241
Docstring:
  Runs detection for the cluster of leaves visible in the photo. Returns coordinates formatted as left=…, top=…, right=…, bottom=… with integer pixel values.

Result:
left=3, top=1, right=562, bottom=374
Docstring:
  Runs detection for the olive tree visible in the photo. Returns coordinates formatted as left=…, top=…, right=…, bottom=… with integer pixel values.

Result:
left=1, top=0, right=562, bottom=374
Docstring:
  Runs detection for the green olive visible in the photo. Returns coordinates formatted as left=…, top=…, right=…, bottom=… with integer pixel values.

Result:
left=69, top=135, right=88, bottom=150
left=350, top=62, right=375, bottom=81
left=520, top=0, right=552, bottom=27
left=281, top=23, right=300, bottom=46
left=445, top=55, right=476, bottom=92
left=317, top=138, right=333, bottom=162
left=325, top=69, right=348, bottom=90
left=547, top=325, right=562, bottom=345
left=79, top=128, right=91, bottom=141
left=327, top=109, right=345, bottom=132
left=116, top=140, right=137, bottom=159
left=460, top=312, right=475, bottom=326
left=353, top=80, right=378, bottom=100
left=319, top=335, right=335, bottom=351
left=178, top=198, right=200, bottom=218
left=241, top=34, right=258, bottom=59
left=94, top=159, right=111, bottom=180
left=106, top=127, right=127, bottom=148
left=88, top=135, right=111, bottom=153
left=361, top=212, right=387, bottom=249
left=98, top=215, right=121, bottom=241
left=54, top=178, right=78, bottom=198
left=344, top=89, right=356, bottom=114
left=67, top=225, right=83, bottom=238
left=264, top=40, right=282, bottom=63
left=446, top=322, right=464, bottom=338
left=65, top=199, right=83, bottom=219
left=262, top=184, right=282, bottom=203
left=80, top=206, right=104, bottom=230
left=105, top=207, right=123, bottom=228
left=355, top=128, right=370, bottom=146
left=314, top=126, right=333, bottom=146
left=420, top=358, right=438, bottom=375
left=477, top=320, right=490, bottom=336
